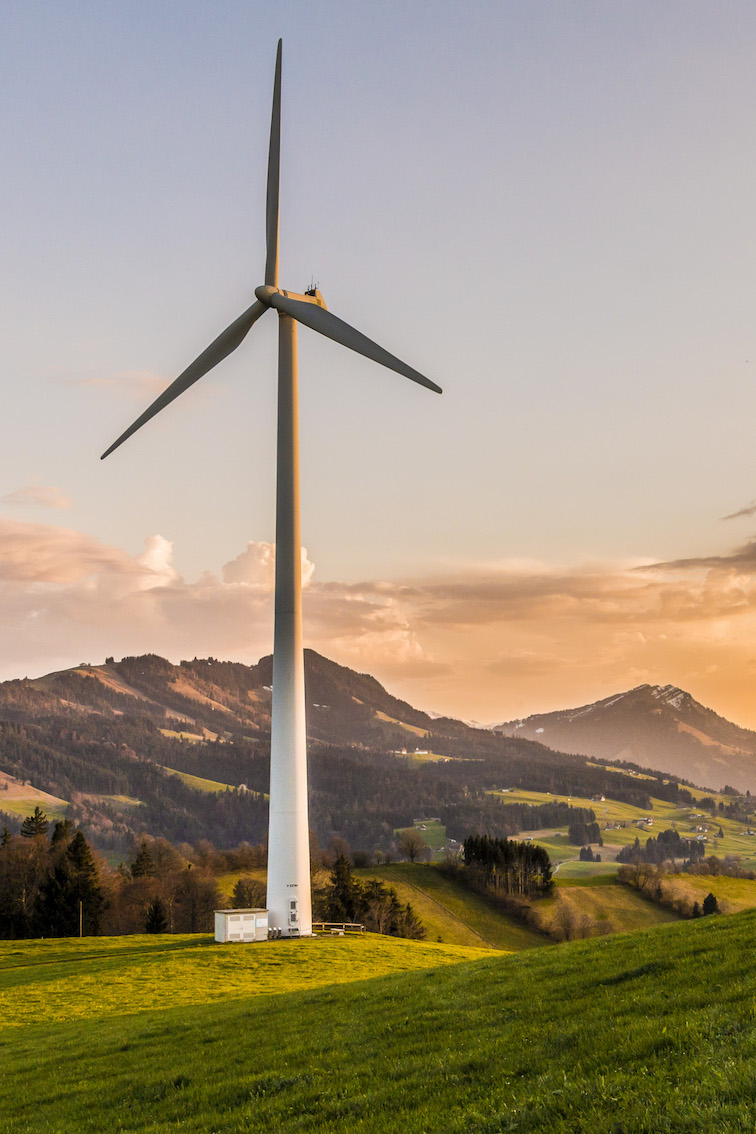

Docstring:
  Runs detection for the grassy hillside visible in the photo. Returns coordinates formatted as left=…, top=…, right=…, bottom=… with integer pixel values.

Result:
left=550, top=875, right=681, bottom=934
left=662, top=872, right=756, bottom=914
left=3, top=913, right=756, bottom=1131
left=497, top=786, right=756, bottom=870
left=222, top=862, right=683, bottom=948
left=356, top=863, right=546, bottom=950
left=0, top=934, right=493, bottom=1028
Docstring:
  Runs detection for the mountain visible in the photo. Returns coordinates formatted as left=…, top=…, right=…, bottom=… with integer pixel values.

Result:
left=494, top=683, right=756, bottom=794
left=1, top=652, right=701, bottom=853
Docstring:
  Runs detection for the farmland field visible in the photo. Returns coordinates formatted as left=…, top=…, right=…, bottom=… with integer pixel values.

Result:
left=495, top=786, right=756, bottom=869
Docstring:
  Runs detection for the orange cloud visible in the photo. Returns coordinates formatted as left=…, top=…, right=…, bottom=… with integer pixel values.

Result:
left=2, top=519, right=756, bottom=731
left=1, top=485, right=72, bottom=510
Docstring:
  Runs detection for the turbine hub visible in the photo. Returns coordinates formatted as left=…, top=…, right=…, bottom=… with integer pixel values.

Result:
left=255, top=284, right=279, bottom=305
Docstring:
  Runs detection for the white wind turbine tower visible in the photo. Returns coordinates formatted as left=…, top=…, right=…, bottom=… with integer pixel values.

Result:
left=102, top=41, right=441, bottom=937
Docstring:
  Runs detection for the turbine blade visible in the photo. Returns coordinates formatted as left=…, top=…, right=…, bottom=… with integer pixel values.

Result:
left=101, top=300, right=267, bottom=459
left=265, top=40, right=282, bottom=287
left=270, top=293, right=442, bottom=394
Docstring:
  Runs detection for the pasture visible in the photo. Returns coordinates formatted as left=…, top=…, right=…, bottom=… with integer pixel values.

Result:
left=3, top=912, right=756, bottom=1131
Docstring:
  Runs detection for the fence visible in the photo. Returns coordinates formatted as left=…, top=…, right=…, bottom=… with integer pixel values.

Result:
left=312, top=921, right=365, bottom=936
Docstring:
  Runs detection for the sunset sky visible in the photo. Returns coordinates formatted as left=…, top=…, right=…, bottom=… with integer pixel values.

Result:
left=3, top=2, right=756, bottom=727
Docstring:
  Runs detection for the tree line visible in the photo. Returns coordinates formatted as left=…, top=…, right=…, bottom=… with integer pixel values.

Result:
left=461, top=834, right=553, bottom=898
left=0, top=807, right=427, bottom=941
left=616, top=829, right=707, bottom=865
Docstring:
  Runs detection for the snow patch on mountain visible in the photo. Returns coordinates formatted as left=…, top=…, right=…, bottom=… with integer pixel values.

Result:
left=652, top=684, right=686, bottom=711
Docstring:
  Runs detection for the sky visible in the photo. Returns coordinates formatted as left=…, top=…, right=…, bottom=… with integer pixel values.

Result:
left=3, top=1, right=756, bottom=727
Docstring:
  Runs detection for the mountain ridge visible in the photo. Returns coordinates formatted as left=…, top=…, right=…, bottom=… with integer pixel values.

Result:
left=2, top=651, right=753, bottom=850
left=494, top=682, right=756, bottom=793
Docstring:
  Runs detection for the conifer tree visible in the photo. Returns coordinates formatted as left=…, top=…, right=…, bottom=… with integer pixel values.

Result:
left=131, top=840, right=156, bottom=879
left=66, top=831, right=105, bottom=935
left=327, top=853, right=361, bottom=921
left=398, top=901, right=425, bottom=940
left=145, top=897, right=169, bottom=933
left=20, top=807, right=48, bottom=839
left=51, top=819, right=73, bottom=846
left=33, top=859, right=77, bottom=937
left=33, top=830, right=105, bottom=937
left=702, top=892, right=719, bottom=916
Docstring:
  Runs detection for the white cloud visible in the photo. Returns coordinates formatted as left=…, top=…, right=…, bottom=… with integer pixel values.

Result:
left=222, top=541, right=315, bottom=588
left=135, top=535, right=179, bottom=590
left=1, top=485, right=72, bottom=510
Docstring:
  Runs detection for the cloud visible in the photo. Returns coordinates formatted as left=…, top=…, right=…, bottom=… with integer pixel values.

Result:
left=641, top=539, right=756, bottom=575
left=222, top=542, right=315, bottom=588
left=135, top=535, right=180, bottom=590
left=1, top=485, right=72, bottom=510
left=0, top=518, right=139, bottom=584
left=723, top=500, right=756, bottom=521
left=69, top=371, right=168, bottom=401
left=4, top=519, right=756, bottom=728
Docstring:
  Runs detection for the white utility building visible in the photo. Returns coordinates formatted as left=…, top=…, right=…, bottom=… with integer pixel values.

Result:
left=215, top=908, right=269, bottom=943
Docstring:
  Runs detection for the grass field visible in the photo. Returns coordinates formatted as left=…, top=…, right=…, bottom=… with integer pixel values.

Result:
left=222, top=861, right=685, bottom=948
left=161, top=766, right=235, bottom=794
left=0, top=797, right=69, bottom=821
left=0, top=934, right=493, bottom=1029
left=546, top=879, right=681, bottom=934
left=555, top=859, right=619, bottom=878
left=665, top=872, right=756, bottom=913
left=393, top=819, right=447, bottom=852
left=357, top=864, right=546, bottom=950
left=3, top=913, right=756, bottom=1131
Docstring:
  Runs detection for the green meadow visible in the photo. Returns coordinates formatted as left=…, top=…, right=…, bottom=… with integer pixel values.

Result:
left=495, top=786, right=756, bottom=867
left=3, top=913, right=756, bottom=1132
left=162, top=766, right=235, bottom=793
left=356, top=863, right=545, bottom=950
left=0, top=934, right=492, bottom=1029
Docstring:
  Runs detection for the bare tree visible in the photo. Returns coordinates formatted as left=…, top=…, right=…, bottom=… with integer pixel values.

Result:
left=396, top=828, right=428, bottom=863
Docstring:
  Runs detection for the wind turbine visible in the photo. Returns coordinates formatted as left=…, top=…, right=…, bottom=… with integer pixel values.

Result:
left=101, top=40, right=441, bottom=937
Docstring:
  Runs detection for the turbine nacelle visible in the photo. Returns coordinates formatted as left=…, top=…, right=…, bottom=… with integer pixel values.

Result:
left=255, top=284, right=329, bottom=310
